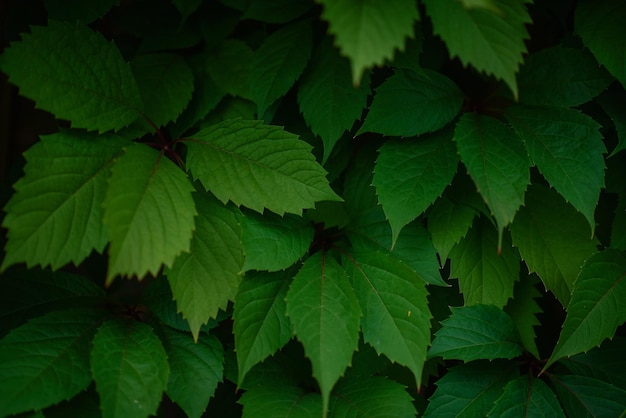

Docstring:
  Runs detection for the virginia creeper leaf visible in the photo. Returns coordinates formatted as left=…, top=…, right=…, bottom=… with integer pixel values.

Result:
left=561, top=338, right=626, bottom=390
left=506, top=105, right=606, bottom=232
left=426, top=196, right=477, bottom=262
left=91, top=319, right=169, bottom=418
left=487, top=377, right=565, bottom=417
left=0, top=309, right=103, bottom=417
left=2, top=131, right=126, bottom=272
left=184, top=119, right=341, bottom=215
left=45, top=0, right=119, bottom=23
left=234, top=270, right=292, bottom=385
left=285, top=252, right=360, bottom=415
left=239, top=383, right=323, bottom=418
left=358, top=68, right=463, bottom=137
left=317, top=0, right=419, bottom=84
left=428, top=304, right=522, bottom=361
left=504, top=275, right=542, bottom=359
left=510, top=185, right=599, bottom=306
left=166, top=191, right=243, bottom=340
left=551, top=375, right=626, bottom=418
left=172, top=0, right=202, bottom=22
left=611, top=194, right=626, bottom=251
left=205, top=39, right=254, bottom=99
left=0, top=20, right=142, bottom=133
left=545, top=249, right=626, bottom=369
left=597, top=87, right=626, bottom=157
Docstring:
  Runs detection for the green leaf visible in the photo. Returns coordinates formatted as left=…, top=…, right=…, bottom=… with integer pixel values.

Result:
left=286, top=252, right=360, bottom=414
left=449, top=216, right=520, bottom=308
left=317, top=0, right=419, bottom=84
left=428, top=304, right=522, bottom=361
left=91, top=319, right=169, bottom=418
left=205, top=39, right=254, bottom=99
left=0, top=20, right=142, bottom=133
left=250, top=20, right=312, bottom=116
left=239, top=383, right=323, bottom=418
left=45, top=0, right=119, bottom=23
left=545, top=249, right=626, bottom=369
left=358, top=68, right=463, bottom=137
left=103, top=144, right=196, bottom=283
left=487, top=376, right=565, bottom=417
left=0, top=309, right=103, bottom=417
left=2, top=131, right=126, bottom=272
left=597, top=86, right=626, bottom=157
left=561, top=338, right=626, bottom=389
left=424, top=361, right=518, bottom=418
left=166, top=191, right=243, bottom=339
left=510, top=185, right=599, bottom=306
left=426, top=196, right=477, bottom=262
left=162, top=328, right=224, bottom=418
left=172, top=0, right=202, bottom=22
left=373, top=128, right=459, bottom=244
left=298, top=37, right=370, bottom=163
left=551, top=375, right=626, bottom=418
left=506, top=105, right=606, bottom=232
left=234, top=270, right=292, bottom=385
left=575, top=0, right=626, bottom=87
left=504, top=275, right=542, bottom=359
left=184, top=119, right=341, bottom=215
left=346, top=248, right=431, bottom=387
left=517, top=46, right=613, bottom=107
left=242, top=211, right=314, bottom=272
left=330, top=375, right=417, bottom=417
left=453, top=112, right=530, bottom=243
left=423, top=0, right=531, bottom=98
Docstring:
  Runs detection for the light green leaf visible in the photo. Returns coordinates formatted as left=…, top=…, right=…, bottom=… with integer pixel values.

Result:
left=423, top=0, right=531, bottom=98
left=424, top=361, right=518, bottom=418
left=166, top=191, right=243, bottom=339
left=453, top=112, right=530, bottom=243
left=358, top=68, right=463, bottom=137
left=298, top=37, right=370, bottom=163
left=286, top=252, right=360, bottom=414
left=234, top=270, right=292, bottom=385
left=428, top=304, right=522, bottom=361
left=346, top=248, right=431, bottom=387
left=518, top=46, right=613, bottom=107
left=510, top=185, right=599, bottom=306
left=504, top=275, right=542, bottom=359
left=205, top=39, right=254, bottom=99
left=551, top=375, right=626, bottom=418
left=0, top=309, right=103, bottom=417
left=184, top=119, right=341, bottom=215
left=163, top=328, right=224, bottom=418
left=250, top=20, right=312, bottom=116
left=239, top=384, right=322, bottom=418
left=575, top=0, right=626, bottom=87
left=449, top=216, right=520, bottom=308
left=545, top=249, right=626, bottom=369
left=45, top=0, right=119, bottom=23
left=2, top=131, right=125, bottom=272
left=427, top=196, right=477, bottom=262
left=597, top=87, right=626, bottom=157
left=242, top=211, right=314, bottom=272
left=103, top=144, right=196, bottom=283
left=0, top=20, right=142, bottom=133
left=487, top=377, right=565, bottom=417
left=317, top=0, right=419, bottom=84
left=373, top=128, right=459, bottom=244
left=506, top=105, right=606, bottom=232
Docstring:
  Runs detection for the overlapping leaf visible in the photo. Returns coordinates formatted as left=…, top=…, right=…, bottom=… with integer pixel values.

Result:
left=426, top=196, right=477, bottom=262
left=205, top=39, right=254, bottom=99
left=239, top=383, right=322, bottom=418
left=487, top=377, right=565, bottom=417
left=561, top=338, right=626, bottom=389
left=597, top=87, right=626, bottom=157
left=504, top=275, right=542, bottom=358
left=551, top=375, right=626, bottom=417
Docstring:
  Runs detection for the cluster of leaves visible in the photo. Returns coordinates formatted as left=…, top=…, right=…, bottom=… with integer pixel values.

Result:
left=1, top=0, right=625, bottom=417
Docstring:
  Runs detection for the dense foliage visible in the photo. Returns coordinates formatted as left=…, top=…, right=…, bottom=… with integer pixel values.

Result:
left=1, top=0, right=625, bottom=417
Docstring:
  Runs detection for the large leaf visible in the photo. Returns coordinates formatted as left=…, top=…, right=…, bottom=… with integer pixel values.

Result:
left=285, top=252, right=360, bottom=414
left=545, top=249, right=626, bottom=369
left=317, top=0, right=419, bottom=84
left=373, top=128, right=459, bottom=244
left=551, top=375, right=626, bottom=418
left=0, top=20, right=142, bottom=132
left=0, top=309, right=103, bottom=417
left=510, top=185, right=599, bottom=306
left=504, top=275, right=542, bottom=359
left=2, top=131, right=125, bottom=272
left=454, top=113, right=529, bottom=243
left=428, top=304, right=523, bottom=361
left=103, top=144, right=196, bottom=283
left=346, top=248, right=431, bottom=387
left=234, top=270, right=292, bottom=385
left=358, top=68, right=463, bottom=137
left=487, top=376, right=565, bottom=417
left=426, top=196, right=477, bottom=262
left=506, top=105, right=606, bottom=232
left=166, top=191, right=243, bottom=339
left=239, top=383, right=322, bottom=418
left=184, top=119, right=341, bottom=215
left=90, top=319, right=169, bottom=418
left=423, top=0, right=531, bottom=98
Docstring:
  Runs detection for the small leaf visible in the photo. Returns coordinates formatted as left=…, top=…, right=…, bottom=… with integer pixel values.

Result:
left=317, top=0, right=419, bottom=84
left=286, top=252, right=360, bottom=414
left=205, top=39, right=254, bottom=99
left=0, top=20, right=142, bottom=132
left=172, top=0, right=202, bottom=22
left=504, top=275, right=542, bottom=359
left=426, top=196, right=477, bottom=262
left=428, top=304, right=522, bottom=361
left=487, top=376, right=565, bottom=417
left=358, top=68, right=463, bottom=137
left=45, top=0, right=119, bottom=23
left=239, top=383, right=322, bottom=418
left=545, top=249, right=626, bottom=369
left=597, top=86, right=626, bottom=157
left=104, top=144, right=196, bottom=283
left=184, top=119, right=341, bottom=215
left=551, top=375, right=626, bottom=418
left=91, top=319, right=169, bottom=418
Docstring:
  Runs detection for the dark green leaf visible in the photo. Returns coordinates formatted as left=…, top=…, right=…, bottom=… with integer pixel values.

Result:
left=239, top=383, right=322, bottom=418
left=561, top=337, right=626, bottom=390
left=597, top=86, right=626, bottom=157
left=504, top=275, right=542, bottom=359
left=205, top=39, right=253, bottom=99
left=173, top=0, right=202, bottom=22
left=487, top=376, right=565, bottom=417
left=427, top=196, right=477, bottom=262
left=45, top=0, right=118, bottom=23
left=551, top=375, right=626, bottom=418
